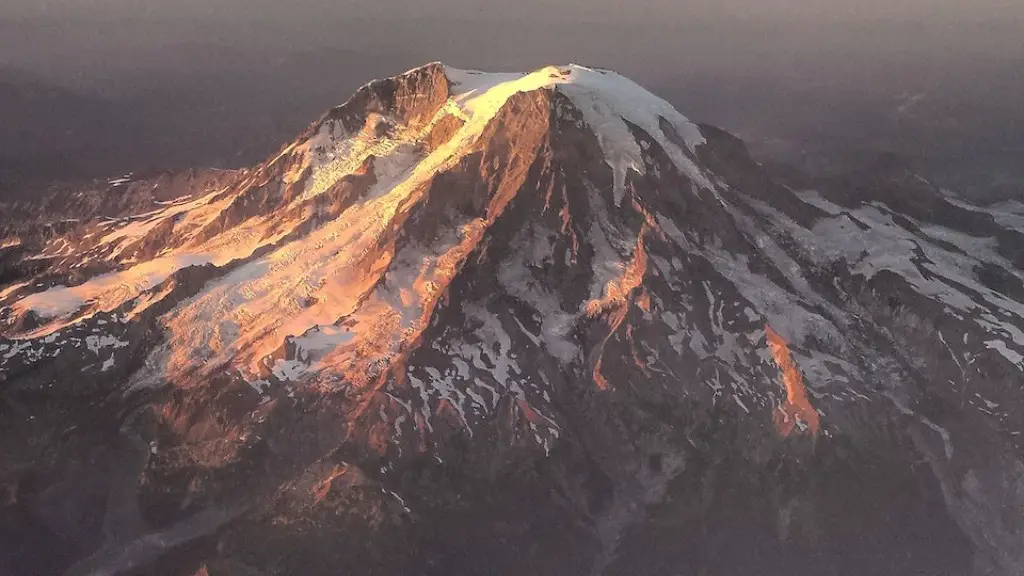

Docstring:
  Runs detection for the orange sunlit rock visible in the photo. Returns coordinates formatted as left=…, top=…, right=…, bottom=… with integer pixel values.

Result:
left=312, top=465, right=348, bottom=505
left=589, top=228, right=650, bottom=390
left=765, top=325, right=821, bottom=437
left=585, top=229, right=648, bottom=318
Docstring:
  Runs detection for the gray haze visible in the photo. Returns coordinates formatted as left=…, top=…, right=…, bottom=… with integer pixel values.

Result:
left=1, top=1, right=1022, bottom=198
left=7, top=0, right=1024, bottom=23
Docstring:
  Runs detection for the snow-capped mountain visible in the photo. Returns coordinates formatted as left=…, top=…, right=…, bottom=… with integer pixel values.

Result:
left=1, top=63, right=1022, bottom=576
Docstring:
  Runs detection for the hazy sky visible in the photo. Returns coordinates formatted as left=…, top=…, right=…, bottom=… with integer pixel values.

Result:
left=1, top=0, right=1021, bottom=198
left=6, top=0, right=1023, bottom=23
left=5, top=0, right=1020, bottom=73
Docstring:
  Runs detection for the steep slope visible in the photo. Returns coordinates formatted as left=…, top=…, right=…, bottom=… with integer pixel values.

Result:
left=1, top=63, right=1022, bottom=576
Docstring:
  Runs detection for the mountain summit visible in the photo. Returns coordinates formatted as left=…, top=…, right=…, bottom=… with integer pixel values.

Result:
left=1, top=63, right=1023, bottom=575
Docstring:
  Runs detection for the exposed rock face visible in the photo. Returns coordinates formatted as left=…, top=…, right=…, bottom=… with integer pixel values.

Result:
left=1, top=62, right=1022, bottom=576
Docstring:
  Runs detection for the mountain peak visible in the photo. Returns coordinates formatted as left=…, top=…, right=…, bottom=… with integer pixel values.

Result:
left=1, top=62, right=1023, bottom=575
left=0, top=62, right=717, bottom=384
left=443, top=63, right=709, bottom=201
left=325, top=61, right=711, bottom=205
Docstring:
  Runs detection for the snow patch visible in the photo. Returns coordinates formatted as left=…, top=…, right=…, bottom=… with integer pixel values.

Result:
left=984, top=340, right=1024, bottom=370
left=85, top=334, right=129, bottom=355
